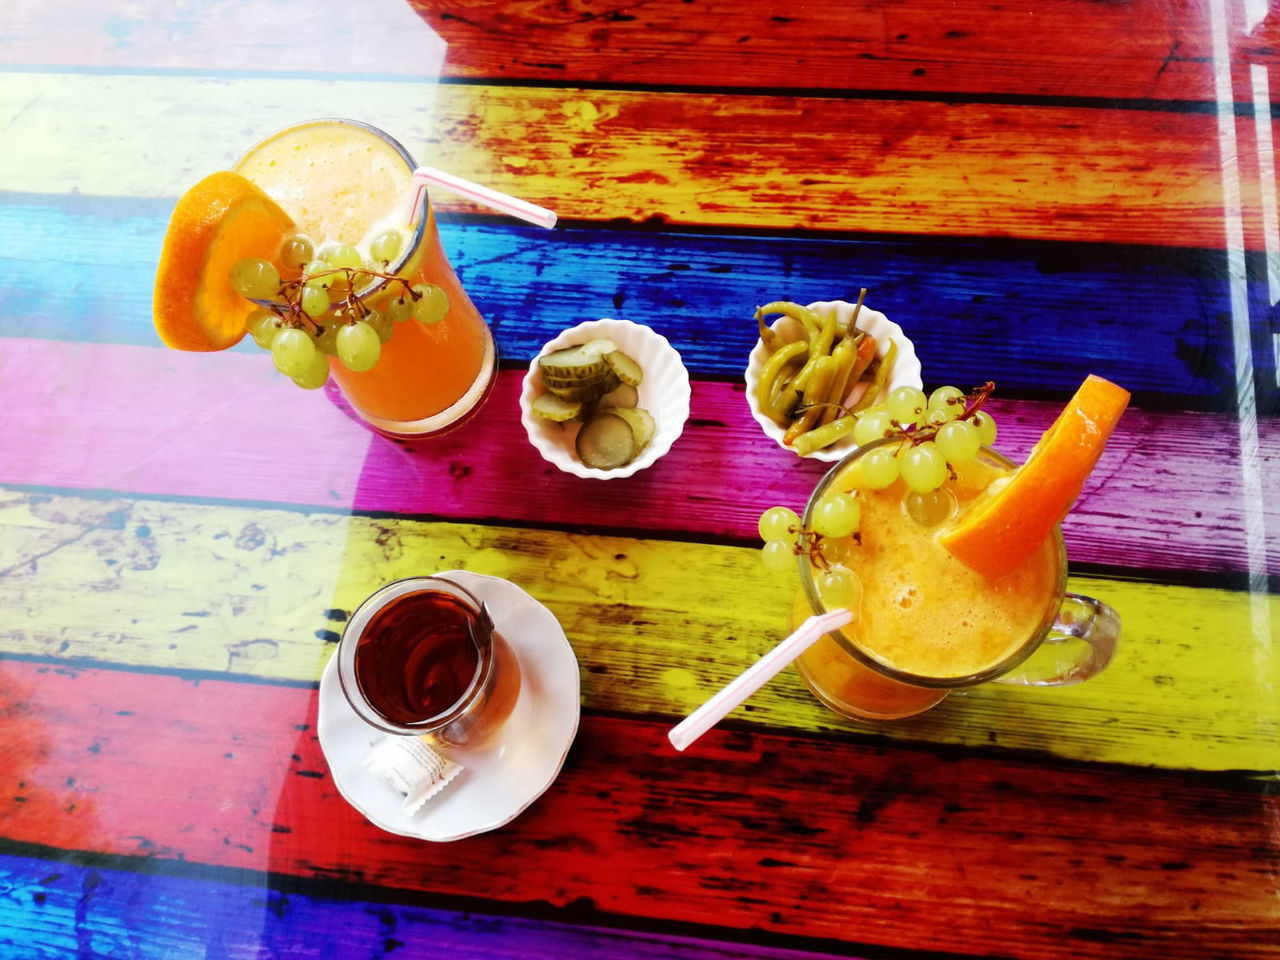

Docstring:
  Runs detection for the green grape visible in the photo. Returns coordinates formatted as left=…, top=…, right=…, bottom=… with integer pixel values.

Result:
left=925, top=409, right=949, bottom=428
left=245, top=308, right=278, bottom=346
left=304, top=261, right=338, bottom=289
left=935, top=418, right=981, bottom=463
left=973, top=411, right=998, bottom=447
left=337, top=321, right=381, bottom=372
left=811, top=492, right=861, bottom=538
left=365, top=308, right=394, bottom=344
left=758, top=506, right=799, bottom=542
left=820, top=535, right=853, bottom=565
left=229, top=258, right=280, bottom=300
left=903, top=487, right=957, bottom=527
left=291, top=350, right=330, bottom=390
left=853, top=409, right=894, bottom=446
left=386, top=294, right=414, bottom=323
left=859, top=446, right=900, bottom=489
left=899, top=442, right=948, bottom=493
left=816, top=566, right=862, bottom=612
left=300, top=285, right=330, bottom=318
left=927, top=385, right=966, bottom=421
left=270, top=327, right=317, bottom=378
left=412, top=283, right=450, bottom=324
left=760, top=538, right=795, bottom=574
left=369, top=229, right=405, bottom=265
left=885, top=385, right=927, bottom=426
left=278, top=235, right=314, bottom=273
left=325, top=244, right=364, bottom=271
left=312, top=322, right=339, bottom=356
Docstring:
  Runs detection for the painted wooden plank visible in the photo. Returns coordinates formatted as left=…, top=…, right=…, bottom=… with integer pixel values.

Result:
left=2, top=340, right=1276, bottom=579
left=0, top=197, right=1254, bottom=403
left=5, top=0, right=1262, bottom=106
left=0, top=661, right=1276, bottom=960
left=0, top=486, right=1276, bottom=771
left=0, top=854, right=862, bottom=960
left=2, top=74, right=1258, bottom=249
left=404, top=0, right=1221, bottom=102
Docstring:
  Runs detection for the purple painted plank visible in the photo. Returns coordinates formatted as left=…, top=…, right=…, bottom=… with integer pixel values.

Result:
left=0, top=852, right=870, bottom=960
left=2, top=338, right=1275, bottom=577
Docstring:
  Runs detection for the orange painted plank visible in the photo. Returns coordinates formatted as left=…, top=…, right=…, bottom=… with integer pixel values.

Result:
left=2, top=660, right=1276, bottom=959
left=422, top=87, right=1239, bottom=249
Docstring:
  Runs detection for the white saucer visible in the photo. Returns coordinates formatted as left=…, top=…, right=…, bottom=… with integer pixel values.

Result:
left=317, top=570, right=581, bottom=841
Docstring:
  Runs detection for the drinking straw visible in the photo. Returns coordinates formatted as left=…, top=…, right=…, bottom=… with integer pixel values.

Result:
left=667, top=608, right=855, bottom=752
left=408, top=166, right=558, bottom=229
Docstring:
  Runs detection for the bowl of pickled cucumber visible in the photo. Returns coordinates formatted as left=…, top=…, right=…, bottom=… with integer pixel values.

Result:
left=745, top=298, right=922, bottom=461
left=520, top=318, right=691, bottom=478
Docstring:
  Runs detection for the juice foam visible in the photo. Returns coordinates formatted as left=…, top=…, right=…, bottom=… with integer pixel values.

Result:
left=816, top=456, right=1060, bottom=681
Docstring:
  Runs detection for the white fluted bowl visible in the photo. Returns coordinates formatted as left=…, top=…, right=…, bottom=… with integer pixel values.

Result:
left=744, top=300, right=923, bottom=462
left=520, top=318, right=691, bottom=479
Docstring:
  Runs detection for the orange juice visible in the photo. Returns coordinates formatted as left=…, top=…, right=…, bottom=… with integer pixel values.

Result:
left=233, top=120, right=496, bottom=435
left=793, top=447, right=1064, bottom=719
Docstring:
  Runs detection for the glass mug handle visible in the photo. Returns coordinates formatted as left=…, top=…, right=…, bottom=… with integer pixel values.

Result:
left=992, top=593, right=1120, bottom=686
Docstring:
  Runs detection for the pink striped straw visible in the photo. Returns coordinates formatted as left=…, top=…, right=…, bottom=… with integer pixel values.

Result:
left=407, top=166, right=558, bottom=229
left=667, top=607, right=855, bottom=752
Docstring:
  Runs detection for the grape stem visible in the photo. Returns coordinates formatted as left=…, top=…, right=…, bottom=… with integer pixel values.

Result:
left=266, top=266, right=427, bottom=332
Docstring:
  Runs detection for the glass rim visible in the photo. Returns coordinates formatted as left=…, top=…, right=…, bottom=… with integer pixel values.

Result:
left=798, top=440, right=1069, bottom=689
left=336, top=575, right=494, bottom=735
left=235, top=117, right=430, bottom=308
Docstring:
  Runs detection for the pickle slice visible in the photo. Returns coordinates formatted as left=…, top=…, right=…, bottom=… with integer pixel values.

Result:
left=603, top=348, right=644, bottom=386
left=541, top=369, right=621, bottom=401
left=539, top=342, right=613, bottom=381
left=530, top=392, right=583, bottom=422
left=610, top=406, right=655, bottom=450
left=575, top=411, right=636, bottom=469
left=599, top=382, right=639, bottom=409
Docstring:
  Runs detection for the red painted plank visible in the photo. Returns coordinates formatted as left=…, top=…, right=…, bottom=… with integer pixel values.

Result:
left=2, top=339, right=1276, bottom=578
left=1, top=660, right=1275, bottom=959
left=5, top=0, right=1228, bottom=103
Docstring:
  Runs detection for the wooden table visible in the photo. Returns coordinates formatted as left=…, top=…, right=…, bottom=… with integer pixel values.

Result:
left=2, top=1, right=1277, bottom=957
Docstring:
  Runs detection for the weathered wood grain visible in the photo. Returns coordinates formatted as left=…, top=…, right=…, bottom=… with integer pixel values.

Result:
left=0, top=661, right=1276, bottom=960
left=0, top=853, right=873, bottom=960
left=0, top=0, right=1231, bottom=104
left=2, top=197, right=1256, bottom=402
left=1, top=486, right=1276, bottom=771
left=2, top=341, right=1277, bottom=579
left=3, top=74, right=1259, bottom=249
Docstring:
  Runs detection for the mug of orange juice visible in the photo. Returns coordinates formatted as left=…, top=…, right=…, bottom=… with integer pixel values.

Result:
left=233, top=119, right=497, bottom=437
left=789, top=441, right=1120, bottom=720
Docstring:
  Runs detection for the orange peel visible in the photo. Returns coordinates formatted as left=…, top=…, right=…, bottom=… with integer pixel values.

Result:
left=153, top=171, right=294, bottom=351
left=938, top=374, right=1130, bottom=580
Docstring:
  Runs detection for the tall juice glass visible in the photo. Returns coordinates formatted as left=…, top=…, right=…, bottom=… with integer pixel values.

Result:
left=790, top=442, right=1120, bottom=720
left=233, top=119, right=497, bottom=437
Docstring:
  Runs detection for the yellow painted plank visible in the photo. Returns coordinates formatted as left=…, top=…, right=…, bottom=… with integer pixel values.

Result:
left=1, top=73, right=1241, bottom=247
left=1, top=486, right=1275, bottom=772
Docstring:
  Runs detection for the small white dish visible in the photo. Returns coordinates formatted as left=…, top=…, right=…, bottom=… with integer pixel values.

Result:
left=317, top=570, right=581, bottom=841
left=744, top=299, right=923, bottom=462
left=520, top=318, right=691, bottom=479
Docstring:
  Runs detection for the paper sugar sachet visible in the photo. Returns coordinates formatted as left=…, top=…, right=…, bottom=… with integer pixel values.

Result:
left=364, top=735, right=462, bottom=814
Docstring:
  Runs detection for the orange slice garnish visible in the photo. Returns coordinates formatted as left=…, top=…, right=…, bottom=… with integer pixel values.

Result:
left=152, top=171, right=294, bottom=351
left=938, top=374, right=1130, bottom=580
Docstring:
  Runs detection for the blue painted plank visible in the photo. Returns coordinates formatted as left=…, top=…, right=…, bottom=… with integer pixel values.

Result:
left=0, top=193, right=1265, bottom=408
left=0, top=852, right=868, bottom=960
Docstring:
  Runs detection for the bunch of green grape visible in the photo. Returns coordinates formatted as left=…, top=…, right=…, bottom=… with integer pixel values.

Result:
left=228, top=229, right=450, bottom=391
left=758, top=498, right=864, bottom=611
left=850, top=385, right=997, bottom=495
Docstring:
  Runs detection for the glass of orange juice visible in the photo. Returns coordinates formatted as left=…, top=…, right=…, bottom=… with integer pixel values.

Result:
left=789, top=442, right=1120, bottom=721
left=233, top=119, right=497, bottom=437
